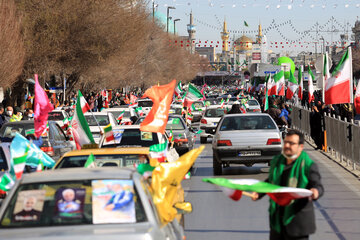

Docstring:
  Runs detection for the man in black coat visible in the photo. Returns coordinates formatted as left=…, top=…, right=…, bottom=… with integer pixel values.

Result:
left=252, top=129, right=324, bottom=240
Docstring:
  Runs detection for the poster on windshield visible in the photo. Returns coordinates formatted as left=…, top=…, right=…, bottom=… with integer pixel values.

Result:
left=92, top=180, right=136, bottom=224
left=13, top=190, right=46, bottom=222
left=54, top=188, right=85, bottom=218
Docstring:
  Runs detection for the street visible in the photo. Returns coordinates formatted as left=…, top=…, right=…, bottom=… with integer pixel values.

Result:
left=183, top=139, right=360, bottom=240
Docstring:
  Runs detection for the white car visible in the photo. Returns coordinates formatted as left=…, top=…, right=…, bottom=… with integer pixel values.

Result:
left=136, top=99, right=153, bottom=115
left=199, top=106, right=226, bottom=143
left=99, top=125, right=168, bottom=148
left=102, top=107, right=136, bottom=124
left=84, top=112, right=117, bottom=144
left=246, top=99, right=261, bottom=112
left=48, top=110, right=69, bottom=127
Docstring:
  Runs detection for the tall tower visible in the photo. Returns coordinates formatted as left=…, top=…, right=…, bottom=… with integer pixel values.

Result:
left=221, top=18, right=229, bottom=52
left=256, top=22, right=263, bottom=43
left=187, top=11, right=196, bottom=53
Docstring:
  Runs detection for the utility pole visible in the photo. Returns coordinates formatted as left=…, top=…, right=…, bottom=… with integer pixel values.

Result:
left=167, top=6, right=175, bottom=34
left=174, top=19, right=180, bottom=35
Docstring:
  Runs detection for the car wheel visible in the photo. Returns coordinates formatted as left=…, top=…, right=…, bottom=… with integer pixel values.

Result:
left=213, top=154, right=222, bottom=175
left=200, top=136, right=207, bottom=144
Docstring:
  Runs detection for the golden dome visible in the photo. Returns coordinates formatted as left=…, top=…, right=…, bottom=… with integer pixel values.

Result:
left=235, top=35, right=253, bottom=52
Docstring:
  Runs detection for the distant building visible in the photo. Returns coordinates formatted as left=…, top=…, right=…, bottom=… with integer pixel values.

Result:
left=195, top=47, right=215, bottom=62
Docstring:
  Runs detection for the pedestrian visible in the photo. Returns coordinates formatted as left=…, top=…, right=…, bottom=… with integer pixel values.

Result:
left=10, top=107, right=23, bottom=122
left=3, top=106, right=14, bottom=123
left=279, top=104, right=291, bottom=127
left=310, top=101, right=324, bottom=150
left=0, top=105, right=5, bottom=128
left=22, top=109, right=34, bottom=120
left=252, top=129, right=324, bottom=240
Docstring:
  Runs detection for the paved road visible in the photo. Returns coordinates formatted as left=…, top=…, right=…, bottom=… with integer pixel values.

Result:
left=183, top=139, right=360, bottom=240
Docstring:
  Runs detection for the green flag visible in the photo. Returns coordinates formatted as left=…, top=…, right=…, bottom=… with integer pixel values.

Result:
left=244, top=21, right=249, bottom=27
left=0, top=173, right=15, bottom=191
left=264, top=86, right=269, bottom=111
left=84, top=153, right=96, bottom=168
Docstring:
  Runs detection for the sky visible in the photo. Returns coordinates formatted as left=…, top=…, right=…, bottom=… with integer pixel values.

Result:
left=148, top=0, right=360, bottom=55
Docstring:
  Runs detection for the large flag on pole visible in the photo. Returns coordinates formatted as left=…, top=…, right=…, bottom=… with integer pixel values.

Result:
left=274, top=70, right=285, bottom=96
left=308, top=67, right=315, bottom=103
left=355, top=80, right=360, bottom=114
left=34, top=74, right=54, bottom=138
left=203, top=178, right=312, bottom=206
left=71, top=90, right=95, bottom=149
left=325, top=48, right=353, bottom=105
left=184, top=83, right=203, bottom=107
left=298, top=66, right=303, bottom=100
left=323, top=52, right=331, bottom=102
left=286, top=70, right=298, bottom=100
left=267, top=74, right=277, bottom=96
left=140, top=80, right=176, bottom=134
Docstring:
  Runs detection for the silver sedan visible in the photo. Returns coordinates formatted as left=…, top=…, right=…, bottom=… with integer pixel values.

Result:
left=212, top=113, right=282, bottom=175
left=0, top=168, right=184, bottom=240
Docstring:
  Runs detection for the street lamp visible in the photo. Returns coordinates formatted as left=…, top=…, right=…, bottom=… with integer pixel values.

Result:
left=152, top=0, right=158, bottom=22
left=173, top=18, right=180, bottom=35
left=167, top=6, right=175, bottom=33
left=320, top=36, right=325, bottom=54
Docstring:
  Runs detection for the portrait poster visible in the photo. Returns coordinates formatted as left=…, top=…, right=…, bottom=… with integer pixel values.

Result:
left=92, top=180, right=136, bottom=224
left=54, top=188, right=85, bottom=218
left=13, top=190, right=46, bottom=222
left=140, top=131, right=153, bottom=141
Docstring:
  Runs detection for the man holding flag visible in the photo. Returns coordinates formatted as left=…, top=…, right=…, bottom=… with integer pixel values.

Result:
left=252, top=129, right=324, bottom=240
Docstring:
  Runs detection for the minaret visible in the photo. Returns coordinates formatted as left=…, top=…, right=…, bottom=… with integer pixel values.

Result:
left=256, top=22, right=263, bottom=43
left=187, top=11, right=196, bottom=53
left=221, top=18, right=229, bottom=52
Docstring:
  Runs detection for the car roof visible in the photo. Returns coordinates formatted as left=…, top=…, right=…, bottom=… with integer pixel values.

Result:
left=224, top=113, right=270, bottom=117
left=62, top=147, right=150, bottom=157
left=112, top=125, right=141, bottom=130
left=205, top=105, right=224, bottom=109
left=84, top=112, right=109, bottom=116
left=21, top=168, right=134, bottom=184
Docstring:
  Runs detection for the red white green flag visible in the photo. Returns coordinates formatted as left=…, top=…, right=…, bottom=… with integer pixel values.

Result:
left=325, top=48, right=353, bottom=105
left=203, top=178, right=312, bottom=206
left=286, top=70, right=298, bottom=100
left=308, top=67, right=315, bottom=103
left=84, top=153, right=96, bottom=168
left=117, top=110, right=125, bottom=122
left=149, top=141, right=168, bottom=163
left=71, top=91, right=95, bottom=149
left=355, top=80, right=360, bottom=114
left=184, top=83, right=203, bottom=107
left=220, top=99, right=225, bottom=108
left=78, top=90, right=91, bottom=113
left=274, top=70, right=285, bottom=96
left=0, top=173, right=15, bottom=191
left=104, top=123, right=114, bottom=142
left=267, top=74, right=276, bottom=96
left=174, top=81, right=183, bottom=97
left=12, top=145, right=29, bottom=179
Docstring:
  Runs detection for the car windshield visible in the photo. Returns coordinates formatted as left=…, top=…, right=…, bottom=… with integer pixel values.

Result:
left=85, top=115, right=110, bottom=126
left=48, top=112, right=65, bottom=120
left=165, top=117, right=185, bottom=130
left=247, top=100, right=259, bottom=106
left=169, top=108, right=182, bottom=115
left=192, top=102, right=204, bottom=110
left=0, top=124, right=34, bottom=138
left=0, top=179, right=147, bottom=228
left=55, top=154, right=147, bottom=169
left=102, top=129, right=159, bottom=147
left=111, top=111, right=131, bottom=119
left=138, top=101, right=153, bottom=107
left=205, top=108, right=225, bottom=118
left=220, top=116, right=276, bottom=131
left=0, top=147, right=9, bottom=171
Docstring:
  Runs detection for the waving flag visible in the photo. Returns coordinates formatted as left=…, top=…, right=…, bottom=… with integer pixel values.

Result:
left=152, top=146, right=204, bottom=224
left=286, top=70, right=298, bottom=100
left=117, top=110, right=125, bottom=122
left=135, top=107, right=144, bottom=116
left=267, top=74, right=276, bottom=96
left=84, top=153, right=96, bottom=168
left=71, top=91, right=95, bottom=149
left=298, top=67, right=303, bottom=100
left=355, top=80, right=360, bottom=114
left=0, top=173, right=15, bottom=192
left=184, top=83, right=203, bottom=107
left=325, top=48, right=353, bottom=105
left=203, top=178, right=312, bottom=206
left=220, top=99, right=225, bottom=109
left=104, top=124, right=114, bottom=142
left=174, top=81, right=183, bottom=97
left=140, top=80, right=176, bottom=134
left=79, top=91, right=91, bottom=113
left=274, top=70, right=285, bottom=96
left=308, top=67, right=315, bottom=103
left=34, top=74, right=54, bottom=138
left=149, top=141, right=168, bottom=163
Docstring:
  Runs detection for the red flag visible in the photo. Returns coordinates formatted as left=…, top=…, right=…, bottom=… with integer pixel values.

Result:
left=34, top=74, right=54, bottom=138
left=140, top=80, right=176, bottom=134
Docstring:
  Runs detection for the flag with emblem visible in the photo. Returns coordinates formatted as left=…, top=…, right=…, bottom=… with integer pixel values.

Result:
left=149, top=141, right=168, bottom=163
left=184, top=83, right=203, bottom=107
left=104, top=123, right=114, bottom=142
left=117, top=110, right=125, bottom=122
left=274, top=70, right=285, bottom=96
left=286, top=70, right=298, bottom=100
left=308, top=67, right=315, bottom=103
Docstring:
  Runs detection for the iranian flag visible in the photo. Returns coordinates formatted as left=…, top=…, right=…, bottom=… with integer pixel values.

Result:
left=264, top=85, right=269, bottom=111
left=117, top=110, right=125, bottom=121
left=0, top=173, right=15, bottom=192
left=71, top=91, right=95, bottom=149
left=184, top=83, right=203, bottom=107
left=84, top=153, right=96, bottom=168
left=308, top=67, right=315, bottom=103
left=135, top=107, right=144, bottom=116
left=274, top=70, right=285, bottom=96
left=203, top=178, right=313, bottom=206
left=129, top=102, right=138, bottom=108
left=286, top=70, right=298, bottom=100
left=137, top=163, right=155, bottom=179
left=355, top=80, right=360, bottom=114
left=298, top=67, right=303, bottom=100
left=174, top=81, right=183, bottom=97
left=11, top=144, right=29, bottom=179
left=78, top=91, right=91, bottom=113
left=149, top=141, right=168, bottom=163
left=325, top=48, right=353, bottom=105
left=104, top=123, right=114, bottom=142
left=220, top=99, right=225, bottom=108
left=267, top=74, right=277, bottom=96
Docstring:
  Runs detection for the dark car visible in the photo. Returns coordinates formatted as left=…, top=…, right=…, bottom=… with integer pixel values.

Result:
left=0, top=120, right=74, bottom=162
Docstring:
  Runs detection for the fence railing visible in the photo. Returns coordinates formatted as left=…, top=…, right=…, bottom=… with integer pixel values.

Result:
left=290, top=105, right=359, bottom=171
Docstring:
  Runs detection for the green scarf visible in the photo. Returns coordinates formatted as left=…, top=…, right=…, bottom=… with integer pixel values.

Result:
left=268, top=151, right=314, bottom=233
